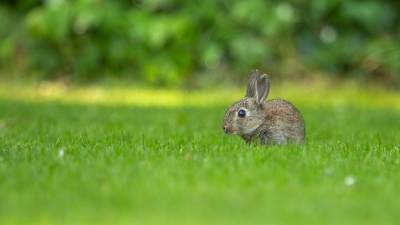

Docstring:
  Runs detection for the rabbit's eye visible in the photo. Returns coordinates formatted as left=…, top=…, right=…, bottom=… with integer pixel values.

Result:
left=238, top=109, right=246, bottom=118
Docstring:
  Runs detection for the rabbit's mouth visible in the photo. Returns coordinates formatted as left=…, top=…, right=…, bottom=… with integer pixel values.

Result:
left=222, top=124, right=237, bottom=134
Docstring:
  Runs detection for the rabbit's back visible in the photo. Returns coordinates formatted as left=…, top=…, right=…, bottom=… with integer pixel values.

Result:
left=260, top=99, right=305, bottom=145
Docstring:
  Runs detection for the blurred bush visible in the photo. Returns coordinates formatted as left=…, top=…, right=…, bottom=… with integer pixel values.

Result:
left=0, top=0, right=399, bottom=86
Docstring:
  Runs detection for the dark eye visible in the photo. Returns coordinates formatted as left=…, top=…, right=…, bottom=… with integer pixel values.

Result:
left=238, top=109, right=246, bottom=118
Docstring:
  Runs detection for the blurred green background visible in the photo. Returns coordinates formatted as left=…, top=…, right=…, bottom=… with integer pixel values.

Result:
left=0, top=0, right=400, bottom=87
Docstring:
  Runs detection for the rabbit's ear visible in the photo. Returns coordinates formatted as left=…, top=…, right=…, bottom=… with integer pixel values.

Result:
left=255, top=74, right=270, bottom=105
left=246, top=70, right=261, bottom=97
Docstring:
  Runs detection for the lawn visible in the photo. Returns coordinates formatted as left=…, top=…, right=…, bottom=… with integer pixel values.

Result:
left=1, top=79, right=400, bottom=225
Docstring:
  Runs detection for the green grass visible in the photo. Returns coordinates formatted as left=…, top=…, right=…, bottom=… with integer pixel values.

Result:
left=1, top=80, right=400, bottom=225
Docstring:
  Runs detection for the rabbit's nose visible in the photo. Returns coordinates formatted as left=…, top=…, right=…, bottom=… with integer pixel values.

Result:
left=222, top=124, right=227, bottom=132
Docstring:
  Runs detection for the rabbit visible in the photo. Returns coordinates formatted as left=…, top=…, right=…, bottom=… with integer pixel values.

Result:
left=222, top=70, right=305, bottom=145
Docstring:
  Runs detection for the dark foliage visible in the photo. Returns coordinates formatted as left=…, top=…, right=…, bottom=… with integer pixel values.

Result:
left=0, top=0, right=399, bottom=86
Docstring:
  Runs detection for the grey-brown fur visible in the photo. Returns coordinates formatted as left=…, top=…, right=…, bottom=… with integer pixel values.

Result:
left=222, top=70, right=305, bottom=145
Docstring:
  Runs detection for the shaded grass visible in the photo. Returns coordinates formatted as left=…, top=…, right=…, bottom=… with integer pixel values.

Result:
left=0, top=81, right=400, bottom=225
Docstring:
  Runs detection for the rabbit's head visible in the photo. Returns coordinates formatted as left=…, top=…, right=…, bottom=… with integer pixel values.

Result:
left=222, top=70, right=270, bottom=135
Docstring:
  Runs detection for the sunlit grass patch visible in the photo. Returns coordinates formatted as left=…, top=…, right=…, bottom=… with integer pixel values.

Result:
left=1, top=79, right=399, bottom=109
left=0, top=80, right=241, bottom=107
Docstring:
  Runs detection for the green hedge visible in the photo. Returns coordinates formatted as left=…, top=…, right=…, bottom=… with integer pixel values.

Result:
left=1, top=0, right=400, bottom=86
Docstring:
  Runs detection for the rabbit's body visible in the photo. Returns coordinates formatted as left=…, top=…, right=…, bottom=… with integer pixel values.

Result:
left=222, top=70, right=305, bottom=145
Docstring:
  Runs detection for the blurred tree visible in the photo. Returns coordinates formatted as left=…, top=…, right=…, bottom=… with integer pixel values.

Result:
left=0, top=0, right=399, bottom=87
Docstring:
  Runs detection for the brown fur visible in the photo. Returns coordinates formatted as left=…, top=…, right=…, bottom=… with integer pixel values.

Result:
left=222, top=70, right=305, bottom=145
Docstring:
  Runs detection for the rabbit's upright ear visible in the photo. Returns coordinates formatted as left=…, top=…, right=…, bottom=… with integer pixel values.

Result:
left=254, top=74, right=270, bottom=105
left=246, top=70, right=261, bottom=97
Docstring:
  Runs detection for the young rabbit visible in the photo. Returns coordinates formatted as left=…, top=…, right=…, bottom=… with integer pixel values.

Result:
left=222, top=70, right=305, bottom=145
